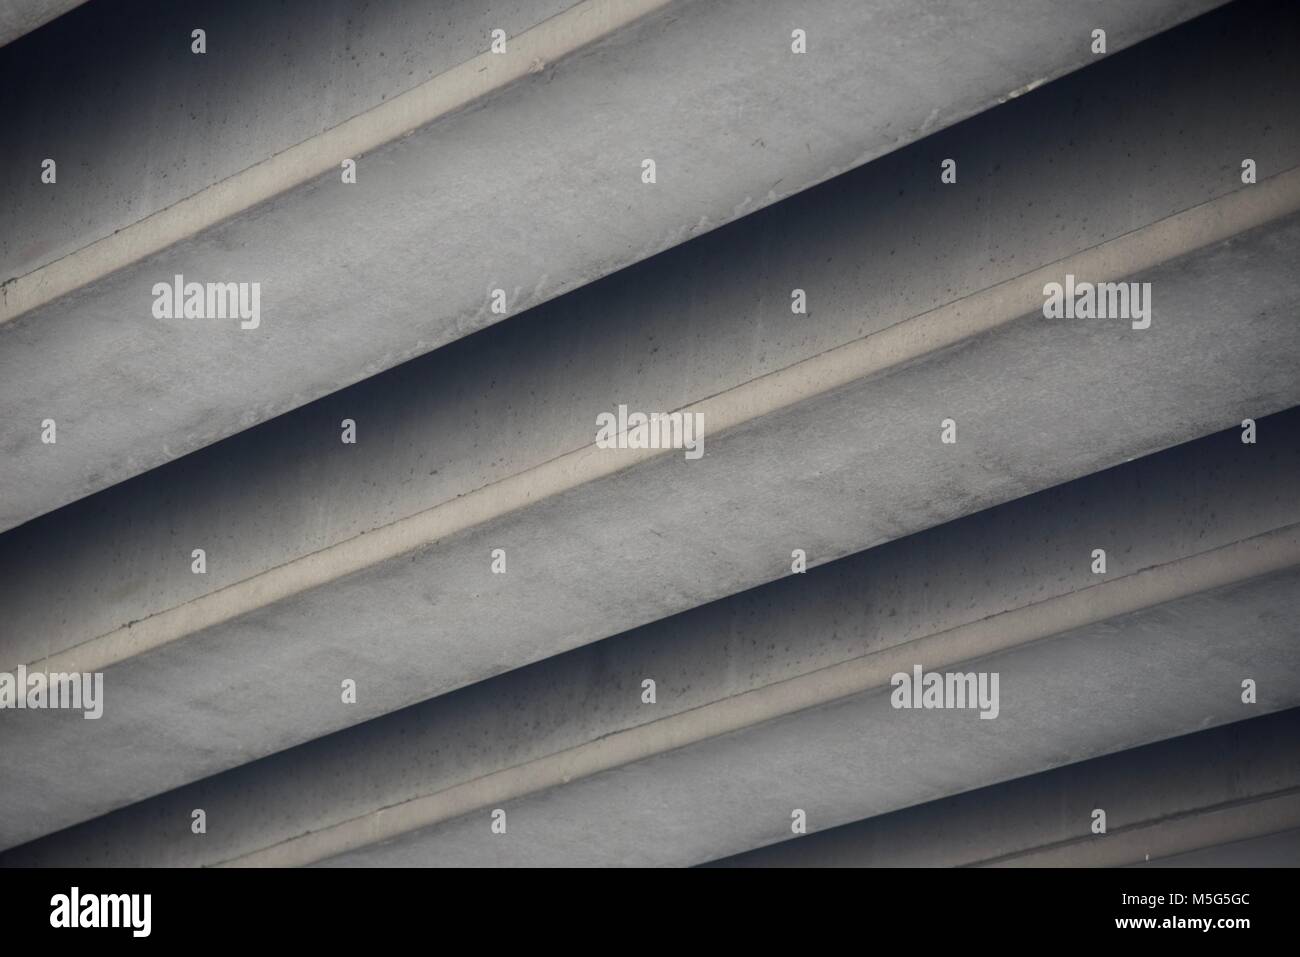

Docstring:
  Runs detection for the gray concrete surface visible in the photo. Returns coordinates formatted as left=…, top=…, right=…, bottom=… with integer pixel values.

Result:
left=708, top=709, right=1300, bottom=867
left=1137, top=828, right=1300, bottom=867
left=0, top=0, right=584, bottom=281
left=2, top=1, right=1299, bottom=848
left=7, top=0, right=1298, bottom=669
left=4, top=413, right=1297, bottom=864
left=0, top=0, right=1228, bottom=531
left=0, top=0, right=85, bottom=47
left=307, top=568, right=1299, bottom=867
left=1, top=205, right=1296, bottom=849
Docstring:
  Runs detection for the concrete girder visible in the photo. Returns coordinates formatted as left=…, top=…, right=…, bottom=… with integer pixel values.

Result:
left=4, top=412, right=1297, bottom=865
left=1, top=0, right=1296, bottom=851
left=0, top=0, right=1227, bottom=530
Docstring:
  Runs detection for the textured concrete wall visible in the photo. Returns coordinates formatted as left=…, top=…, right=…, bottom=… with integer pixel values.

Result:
left=0, top=0, right=1227, bottom=531
left=0, top=0, right=87, bottom=48
left=707, top=709, right=1300, bottom=867
left=4, top=412, right=1296, bottom=863
left=0, top=0, right=578, bottom=278
left=2, top=1, right=1298, bottom=849
left=2, top=0, right=1296, bottom=875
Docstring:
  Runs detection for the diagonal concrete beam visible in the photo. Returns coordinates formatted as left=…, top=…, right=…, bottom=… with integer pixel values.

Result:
left=2, top=0, right=1299, bottom=848
left=0, top=0, right=1227, bottom=531
left=0, top=0, right=87, bottom=48
left=1131, top=827, right=1300, bottom=867
left=705, top=708, right=1300, bottom=868
left=247, top=545, right=1300, bottom=866
left=3, top=411, right=1298, bottom=865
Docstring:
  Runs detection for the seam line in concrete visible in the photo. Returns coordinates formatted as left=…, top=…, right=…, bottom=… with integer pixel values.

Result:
left=19, top=167, right=1300, bottom=678
left=213, top=523, right=1300, bottom=867
left=970, top=788, right=1300, bottom=868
